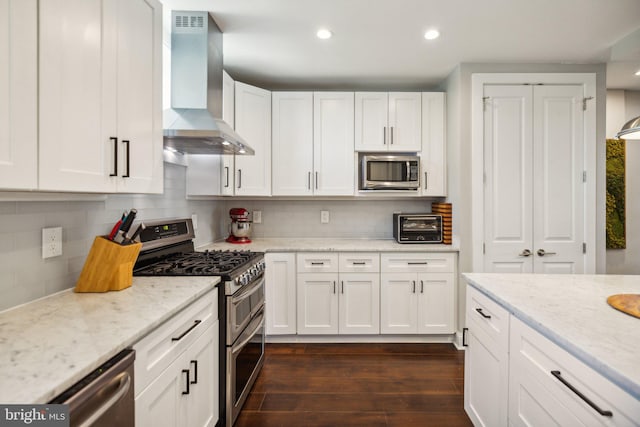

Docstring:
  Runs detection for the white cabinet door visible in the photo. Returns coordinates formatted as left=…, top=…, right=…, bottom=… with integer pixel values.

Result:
left=354, top=92, right=388, bottom=151
left=265, top=253, right=297, bottom=335
left=185, top=325, right=218, bottom=427
left=39, top=0, right=162, bottom=193
left=339, top=273, right=380, bottom=334
left=417, top=273, right=454, bottom=334
left=464, top=324, right=509, bottom=427
left=297, top=273, right=338, bottom=334
left=114, top=0, right=163, bottom=194
left=483, top=84, right=585, bottom=273
left=221, top=71, right=235, bottom=195
left=388, top=92, right=422, bottom=152
left=0, top=0, right=37, bottom=190
left=272, top=92, right=313, bottom=195
left=380, top=273, right=418, bottom=334
left=313, top=92, right=355, bottom=195
left=421, top=92, right=446, bottom=197
left=234, top=81, right=271, bottom=196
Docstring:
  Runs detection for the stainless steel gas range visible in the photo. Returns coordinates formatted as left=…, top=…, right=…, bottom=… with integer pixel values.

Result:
left=133, top=218, right=265, bottom=427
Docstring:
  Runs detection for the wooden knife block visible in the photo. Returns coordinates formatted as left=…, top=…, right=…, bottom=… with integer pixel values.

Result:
left=75, top=236, right=142, bottom=293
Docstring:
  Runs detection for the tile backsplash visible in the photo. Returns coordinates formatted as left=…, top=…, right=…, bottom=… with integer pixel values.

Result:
left=0, top=162, right=439, bottom=311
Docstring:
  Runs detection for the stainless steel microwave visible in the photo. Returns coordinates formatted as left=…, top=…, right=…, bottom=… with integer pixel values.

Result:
left=393, top=213, right=443, bottom=243
left=360, top=154, right=420, bottom=190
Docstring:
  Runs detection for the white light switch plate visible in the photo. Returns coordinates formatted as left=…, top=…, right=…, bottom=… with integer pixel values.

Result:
left=42, top=227, right=62, bottom=259
left=320, top=210, right=330, bottom=224
left=253, top=211, right=262, bottom=224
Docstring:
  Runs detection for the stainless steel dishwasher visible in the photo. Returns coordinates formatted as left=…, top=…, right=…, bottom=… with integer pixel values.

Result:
left=50, top=349, right=135, bottom=427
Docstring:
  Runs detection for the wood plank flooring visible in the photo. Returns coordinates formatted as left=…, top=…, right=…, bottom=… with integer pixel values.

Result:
left=235, top=343, right=473, bottom=427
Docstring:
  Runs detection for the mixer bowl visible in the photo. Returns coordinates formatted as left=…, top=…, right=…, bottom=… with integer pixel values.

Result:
left=231, top=220, right=252, bottom=238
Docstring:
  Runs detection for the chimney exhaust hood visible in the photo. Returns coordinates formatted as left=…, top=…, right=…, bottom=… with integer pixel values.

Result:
left=163, top=11, right=254, bottom=155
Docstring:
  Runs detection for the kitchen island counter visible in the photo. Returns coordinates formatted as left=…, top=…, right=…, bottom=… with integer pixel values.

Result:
left=200, top=237, right=458, bottom=253
left=463, top=273, right=640, bottom=400
left=0, top=276, right=219, bottom=404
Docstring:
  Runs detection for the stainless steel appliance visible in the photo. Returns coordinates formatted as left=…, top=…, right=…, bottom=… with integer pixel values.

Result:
left=393, top=213, right=443, bottom=243
left=360, top=154, right=420, bottom=190
left=132, top=218, right=265, bottom=427
left=50, top=349, right=135, bottom=427
left=164, top=11, right=253, bottom=155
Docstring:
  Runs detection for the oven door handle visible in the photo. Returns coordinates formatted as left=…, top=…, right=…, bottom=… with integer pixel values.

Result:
left=232, top=310, right=265, bottom=356
left=231, top=274, right=265, bottom=304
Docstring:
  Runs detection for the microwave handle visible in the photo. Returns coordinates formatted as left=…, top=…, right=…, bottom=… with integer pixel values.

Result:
left=406, top=162, right=411, bottom=181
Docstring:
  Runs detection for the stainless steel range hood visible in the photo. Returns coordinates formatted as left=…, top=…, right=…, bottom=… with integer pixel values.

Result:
left=164, top=11, right=254, bottom=155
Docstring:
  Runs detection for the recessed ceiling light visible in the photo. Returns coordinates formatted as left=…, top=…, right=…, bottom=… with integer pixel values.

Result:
left=424, top=29, right=440, bottom=40
left=317, top=28, right=332, bottom=39
left=635, top=70, right=640, bottom=76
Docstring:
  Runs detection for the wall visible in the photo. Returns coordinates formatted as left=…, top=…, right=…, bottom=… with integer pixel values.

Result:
left=606, top=90, right=640, bottom=274
left=0, top=163, right=226, bottom=312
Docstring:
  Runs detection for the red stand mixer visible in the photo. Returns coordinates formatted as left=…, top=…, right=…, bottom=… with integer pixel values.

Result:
left=226, top=208, right=252, bottom=244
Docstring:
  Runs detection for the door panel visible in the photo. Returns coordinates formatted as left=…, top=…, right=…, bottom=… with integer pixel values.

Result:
left=483, top=85, right=533, bottom=273
left=532, top=85, right=584, bottom=273
left=339, top=273, right=380, bottom=334
left=297, top=273, right=338, bottom=334
left=380, top=273, right=417, bottom=334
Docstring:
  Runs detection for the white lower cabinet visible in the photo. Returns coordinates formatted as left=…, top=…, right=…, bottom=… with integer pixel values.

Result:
left=464, top=286, right=509, bottom=427
left=380, top=253, right=455, bottom=334
left=464, top=284, right=640, bottom=427
left=509, top=316, right=639, bottom=427
left=265, top=253, right=297, bottom=335
left=296, top=253, right=380, bottom=335
left=134, top=289, right=218, bottom=427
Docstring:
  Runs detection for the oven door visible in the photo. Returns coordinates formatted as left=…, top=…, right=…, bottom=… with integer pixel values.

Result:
left=226, top=309, right=265, bottom=426
left=226, top=273, right=265, bottom=345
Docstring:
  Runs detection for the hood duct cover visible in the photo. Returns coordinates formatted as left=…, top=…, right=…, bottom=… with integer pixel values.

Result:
left=163, top=11, right=254, bottom=155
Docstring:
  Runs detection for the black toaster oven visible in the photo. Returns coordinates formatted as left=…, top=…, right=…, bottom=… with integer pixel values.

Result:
left=393, top=213, right=443, bottom=243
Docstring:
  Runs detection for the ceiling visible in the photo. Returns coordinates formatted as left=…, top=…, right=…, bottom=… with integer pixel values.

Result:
left=161, top=0, right=640, bottom=91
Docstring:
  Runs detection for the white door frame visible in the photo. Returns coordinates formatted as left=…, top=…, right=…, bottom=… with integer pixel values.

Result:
left=471, top=73, right=597, bottom=273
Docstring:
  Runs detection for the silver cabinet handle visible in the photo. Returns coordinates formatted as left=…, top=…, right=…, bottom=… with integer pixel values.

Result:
left=537, top=249, right=556, bottom=257
left=315, top=171, right=318, bottom=190
left=412, top=281, right=416, bottom=293
left=518, top=249, right=532, bottom=257
left=420, top=280, right=424, bottom=293
left=383, top=127, right=387, bottom=145
left=341, top=281, right=344, bottom=294
left=311, top=262, right=324, bottom=266
left=390, top=126, right=394, bottom=144
left=224, top=166, right=230, bottom=188
left=237, top=169, right=242, bottom=189
left=308, top=171, right=311, bottom=190
left=333, top=281, right=336, bottom=294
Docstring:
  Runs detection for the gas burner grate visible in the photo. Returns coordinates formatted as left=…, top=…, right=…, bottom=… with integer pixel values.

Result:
left=133, top=249, right=261, bottom=277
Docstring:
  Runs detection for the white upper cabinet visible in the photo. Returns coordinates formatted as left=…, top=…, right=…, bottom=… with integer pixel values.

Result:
left=272, top=92, right=314, bottom=195
left=38, top=0, right=163, bottom=193
left=313, top=92, right=355, bottom=195
left=0, top=0, right=37, bottom=190
left=234, top=81, right=272, bottom=196
left=355, top=92, right=421, bottom=152
left=272, top=91, right=354, bottom=196
left=421, top=92, right=446, bottom=196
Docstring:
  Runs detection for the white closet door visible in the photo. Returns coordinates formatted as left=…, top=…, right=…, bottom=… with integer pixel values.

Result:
left=483, top=85, right=534, bottom=273
left=483, top=84, right=585, bottom=274
left=532, top=85, right=584, bottom=273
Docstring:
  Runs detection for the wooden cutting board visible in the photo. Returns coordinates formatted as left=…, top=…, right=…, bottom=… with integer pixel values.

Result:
left=607, top=294, right=640, bottom=319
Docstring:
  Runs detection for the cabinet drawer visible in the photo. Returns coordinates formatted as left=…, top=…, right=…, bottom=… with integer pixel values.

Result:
left=381, top=252, right=454, bottom=273
left=297, top=253, right=338, bottom=273
left=339, top=252, right=379, bottom=272
left=133, top=288, right=217, bottom=396
left=510, top=316, right=639, bottom=426
left=465, top=286, right=509, bottom=351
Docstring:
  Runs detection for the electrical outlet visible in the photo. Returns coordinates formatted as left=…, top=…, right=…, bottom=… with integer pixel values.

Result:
left=320, top=210, right=330, bottom=224
left=253, top=211, right=262, bottom=224
left=42, top=227, right=63, bottom=259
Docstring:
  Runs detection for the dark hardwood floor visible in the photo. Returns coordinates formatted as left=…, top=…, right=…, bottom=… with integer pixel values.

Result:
left=235, top=343, right=473, bottom=427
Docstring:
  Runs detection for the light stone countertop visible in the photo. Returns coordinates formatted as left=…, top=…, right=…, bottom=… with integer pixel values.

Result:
left=462, top=273, right=640, bottom=399
left=199, top=237, right=459, bottom=253
left=0, top=276, right=219, bottom=404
